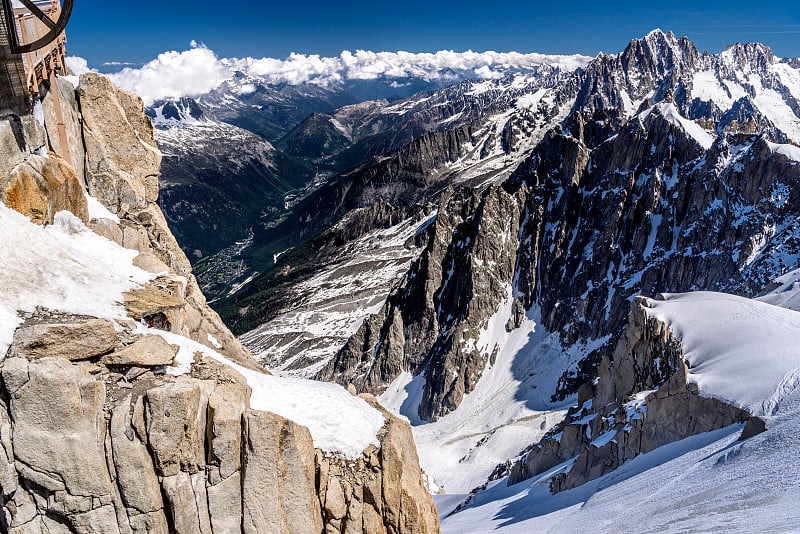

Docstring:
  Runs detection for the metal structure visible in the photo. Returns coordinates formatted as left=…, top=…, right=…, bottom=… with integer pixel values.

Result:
left=4, top=0, right=72, bottom=54
left=0, top=0, right=73, bottom=164
left=4, top=0, right=72, bottom=97
left=1, top=0, right=72, bottom=111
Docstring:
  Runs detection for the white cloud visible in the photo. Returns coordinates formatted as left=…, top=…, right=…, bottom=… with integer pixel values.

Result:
left=65, top=56, right=93, bottom=76
left=107, top=43, right=233, bottom=105
left=238, top=83, right=257, bottom=95
left=96, top=42, right=593, bottom=105
left=473, top=65, right=505, bottom=80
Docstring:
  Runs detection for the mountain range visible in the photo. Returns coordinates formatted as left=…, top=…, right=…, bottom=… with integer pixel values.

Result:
left=146, top=30, right=800, bottom=532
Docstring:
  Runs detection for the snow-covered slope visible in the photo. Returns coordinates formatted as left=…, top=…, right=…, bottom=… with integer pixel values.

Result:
left=0, top=204, right=151, bottom=356
left=443, top=290, right=800, bottom=532
left=646, top=291, right=800, bottom=417
left=0, top=201, right=384, bottom=460
left=442, top=421, right=800, bottom=532
left=380, top=302, right=605, bottom=493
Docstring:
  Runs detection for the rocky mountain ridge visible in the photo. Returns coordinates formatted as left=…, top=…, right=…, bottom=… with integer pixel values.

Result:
left=230, top=31, right=800, bottom=381
left=318, top=31, right=800, bottom=420
left=257, top=32, right=800, bottom=495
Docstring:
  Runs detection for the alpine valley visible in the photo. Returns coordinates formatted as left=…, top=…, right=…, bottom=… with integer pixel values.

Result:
left=143, top=29, right=800, bottom=532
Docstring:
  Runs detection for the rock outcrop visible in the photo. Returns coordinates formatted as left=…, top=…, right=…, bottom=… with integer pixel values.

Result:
left=321, top=98, right=800, bottom=421
left=0, top=314, right=439, bottom=533
left=506, top=296, right=762, bottom=492
left=72, top=72, right=256, bottom=370
left=0, top=73, right=440, bottom=533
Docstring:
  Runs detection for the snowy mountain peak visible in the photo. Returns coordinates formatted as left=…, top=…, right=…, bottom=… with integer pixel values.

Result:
left=638, top=101, right=715, bottom=149
left=147, top=97, right=207, bottom=126
left=721, top=41, right=775, bottom=72
left=620, top=28, right=698, bottom=78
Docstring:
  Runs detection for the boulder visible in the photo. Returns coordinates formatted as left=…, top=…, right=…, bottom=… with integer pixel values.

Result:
left=0, top=114, right=46, bottom=177
left=8, top=318, right=117, bottom=361
left=102, top=334, right=178, bottom=367
left=0, top=116, right=29, bottom=178
left=379, top=414, right=440, bottom=534
left=1, top=153, right=89, bottom=225
left=122, top=275, right=187, bottom=326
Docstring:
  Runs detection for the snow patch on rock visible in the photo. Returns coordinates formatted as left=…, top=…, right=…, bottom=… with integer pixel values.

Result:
left=645, top=291, right=800, bottom=417
left=0, top=202, right=152, bottom=357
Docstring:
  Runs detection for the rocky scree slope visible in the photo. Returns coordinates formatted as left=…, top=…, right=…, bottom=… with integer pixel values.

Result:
left=320, top=31, right=800, bottom=426
left=0, top=73, right=439, bottom=533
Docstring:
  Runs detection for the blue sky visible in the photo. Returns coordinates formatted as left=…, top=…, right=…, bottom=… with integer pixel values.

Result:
left=67, top=0, right=800, bottom=65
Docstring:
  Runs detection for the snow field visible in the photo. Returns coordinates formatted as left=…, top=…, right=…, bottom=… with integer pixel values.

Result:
left=645, top=291, right=800, bottom=417
left=380, top=290, right=602, bottom=493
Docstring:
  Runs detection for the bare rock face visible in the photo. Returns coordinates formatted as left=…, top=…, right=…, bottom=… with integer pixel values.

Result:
left=507, top=297, right=761, bottom=492
left=73, top=72, right=256, bottom=370
left=242, top=410, right=322, bottom=534
left=375, top=404, right=440, bottom=534
left=1, top=152, right=89, bottom=225
left=2, top=355, right=120, bottom=532
left=321, top=185, right=523, bottom=421
left=79, top=73, right=160, bottom=217
left=41, top=76, right=86, bottom=186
